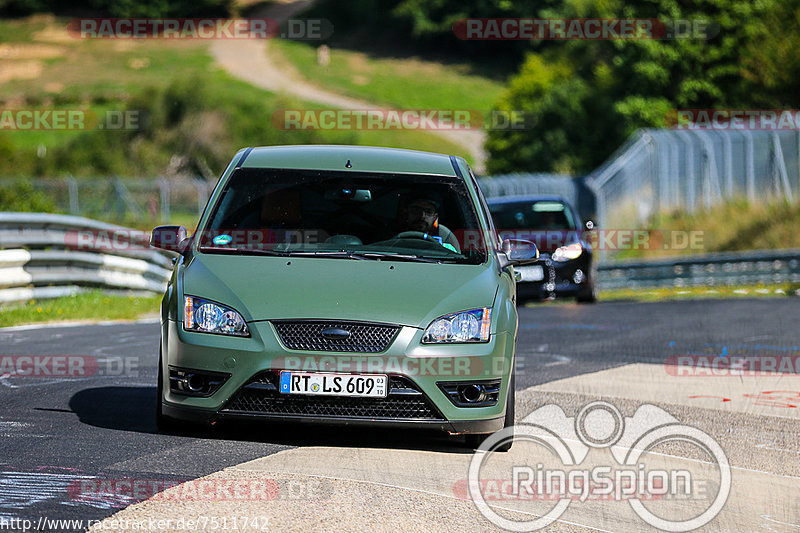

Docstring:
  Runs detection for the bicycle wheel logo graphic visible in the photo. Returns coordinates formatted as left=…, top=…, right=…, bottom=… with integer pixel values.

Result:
left=467, top=401, right=731, bottom=532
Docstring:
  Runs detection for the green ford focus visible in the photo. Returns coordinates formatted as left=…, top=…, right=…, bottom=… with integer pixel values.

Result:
left=150, top=145, right=538, bottom=449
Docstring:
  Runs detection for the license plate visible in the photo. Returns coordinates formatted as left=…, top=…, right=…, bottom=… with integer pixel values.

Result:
left=279, top=371, right=388, bottom=398
left=517, top=265, right=544, bottom=282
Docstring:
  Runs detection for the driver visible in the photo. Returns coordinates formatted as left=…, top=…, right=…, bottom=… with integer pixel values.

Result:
left=403, top=196, right=461, bottom=252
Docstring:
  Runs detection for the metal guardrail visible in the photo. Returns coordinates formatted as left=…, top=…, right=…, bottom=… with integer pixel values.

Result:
left=598, top=248, right=800, bottom=290
left=3, top=213, right=798, bottom=303
left=0, top=213, right=174, bottom=304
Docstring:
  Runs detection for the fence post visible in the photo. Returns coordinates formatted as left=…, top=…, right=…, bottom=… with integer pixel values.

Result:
left=772, top=132, right=793, bottom=202
left=678, top=133, right=696, bottom=213
left=645, top=134, right=659, bottom=216
left=744, top=131, right=756, bottom=202
left=667, top=133, right=680, bottom=208
left=722, top=132, right=733, bottom=197
left=112, top=176, right=143, bottom=220
left=66, top=175, right=79, bottom=215
left=690, top=131, right=722, bottom=210
left=196, top=179, right=208, bottom=217
left=158, top=177, right=171, bottom=222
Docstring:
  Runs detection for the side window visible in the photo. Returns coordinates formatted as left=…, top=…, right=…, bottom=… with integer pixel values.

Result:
left=564, top=204, right=577, bottom=230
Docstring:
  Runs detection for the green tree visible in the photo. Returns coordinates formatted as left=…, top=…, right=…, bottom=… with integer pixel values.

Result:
left=487, top=0, right=797, bottom=174
left=1, top=0, right=232, bottom=16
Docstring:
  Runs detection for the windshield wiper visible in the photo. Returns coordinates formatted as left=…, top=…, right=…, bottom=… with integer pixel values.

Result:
left=200, top=247, right=456, bottom=263
left=198, top=246, right=290, bottom=256
left=304, top=251, right=371, bottom=260
left=292, top=250, right=444, bottom=263
left=354, top=252, right=447, bottom=263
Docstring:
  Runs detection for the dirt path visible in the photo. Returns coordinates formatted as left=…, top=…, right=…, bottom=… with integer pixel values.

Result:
left=209, top=1, right=487, bottom=171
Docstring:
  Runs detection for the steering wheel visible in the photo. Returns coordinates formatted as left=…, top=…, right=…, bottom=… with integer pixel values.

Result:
left=392, top=231, right=441, bottom=244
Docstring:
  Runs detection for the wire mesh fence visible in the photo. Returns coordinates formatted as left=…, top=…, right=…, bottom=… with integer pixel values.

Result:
left=587, top=129, right=800, bottom=231
left=1, top=177, right=213, bottom=228
left=5, top=129, right=799, bottom=240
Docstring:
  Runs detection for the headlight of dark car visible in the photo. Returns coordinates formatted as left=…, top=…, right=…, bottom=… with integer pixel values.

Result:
left=551, top=242, right=583, bottom=262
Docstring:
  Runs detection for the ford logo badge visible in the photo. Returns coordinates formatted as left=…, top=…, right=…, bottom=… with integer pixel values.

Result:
left=321, top=327, right=351, bottom=340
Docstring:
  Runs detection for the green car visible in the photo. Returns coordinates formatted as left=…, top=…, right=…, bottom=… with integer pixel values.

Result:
left=150, top=145, right=538, bottom=449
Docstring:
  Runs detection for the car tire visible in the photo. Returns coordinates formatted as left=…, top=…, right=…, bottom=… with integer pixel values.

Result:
left=576, top=278, right=597, bottom=303
left=464, top=371, right=515, bottom=452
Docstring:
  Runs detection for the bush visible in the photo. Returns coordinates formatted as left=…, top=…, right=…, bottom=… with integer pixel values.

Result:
left=0, top=179, right=57, bottom=212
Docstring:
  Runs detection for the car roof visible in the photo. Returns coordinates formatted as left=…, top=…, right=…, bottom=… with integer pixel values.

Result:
left=239, top=145, right=459, bottom=177
left=486, top=194, right=569, bottom=205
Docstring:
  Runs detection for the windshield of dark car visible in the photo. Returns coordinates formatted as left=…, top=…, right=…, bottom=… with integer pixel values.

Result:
left=198, top=168, right=489, bottom=263
left=489, top=200, right=577, bottom=231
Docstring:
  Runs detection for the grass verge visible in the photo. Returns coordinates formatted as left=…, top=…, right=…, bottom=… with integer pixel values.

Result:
left=0, top=15, right=464, bottom=178
left=597, top=283, right=800, bottom=303
left=613, top=198, right=800, bottom=261
left=0, top=290, right=161, bottom=327
left=520, top=283, right=800, bottom=306
left=270, top=39, right=506, bottom=116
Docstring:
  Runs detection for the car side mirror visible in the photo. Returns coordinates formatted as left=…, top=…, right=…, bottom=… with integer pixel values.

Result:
left=499, top=238, right=539, bottom=269
left=150, top=225, right=189, bottom=253
left=584, top=220, right=595, bottom=231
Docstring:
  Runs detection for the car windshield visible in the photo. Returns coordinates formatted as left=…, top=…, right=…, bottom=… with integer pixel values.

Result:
left=198, top=168, right=488, bottom=264
left=489, top=200, right=577, bottom=231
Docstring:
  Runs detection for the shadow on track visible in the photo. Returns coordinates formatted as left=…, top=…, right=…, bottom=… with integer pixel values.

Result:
left=69, top=386, right=473, bottom=454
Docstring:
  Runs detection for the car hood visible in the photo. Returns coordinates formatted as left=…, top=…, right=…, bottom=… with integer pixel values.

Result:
left=181, top=253, right=499, bottom=330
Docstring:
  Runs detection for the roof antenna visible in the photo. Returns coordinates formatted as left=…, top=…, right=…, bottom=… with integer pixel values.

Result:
left=345, top=159, right=352, bottom=168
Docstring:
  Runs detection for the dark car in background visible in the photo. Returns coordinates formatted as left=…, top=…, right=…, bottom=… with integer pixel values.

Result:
left=488, top=195, right=596, bottom=303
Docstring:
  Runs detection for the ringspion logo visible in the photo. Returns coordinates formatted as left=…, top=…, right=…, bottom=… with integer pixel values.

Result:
left=467, top=401, right=730, bottom=531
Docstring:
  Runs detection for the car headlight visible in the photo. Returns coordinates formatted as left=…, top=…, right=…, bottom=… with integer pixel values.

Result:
left=183, top=296, right=249, bottom=337
left=422, top=308, right=492, bottom=344
left=552, top=242, right=583, bottom=262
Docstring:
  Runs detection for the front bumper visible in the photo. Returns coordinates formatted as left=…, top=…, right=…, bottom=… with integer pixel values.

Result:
left=516, top=253, right=592, bottom=299
left=160, top=319, right=513, bottom=435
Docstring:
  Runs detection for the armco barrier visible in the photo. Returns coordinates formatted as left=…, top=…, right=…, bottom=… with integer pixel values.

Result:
left=3, top=213, right=797, bottom=303
left=0, top=213, right=174, bottom=304
left=598, top=248, right=800, bottom=290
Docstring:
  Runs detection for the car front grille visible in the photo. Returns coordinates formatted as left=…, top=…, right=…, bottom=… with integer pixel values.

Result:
left=222, top=373, right=444, bottom=420
left=271, top=320, right=400, bottom=353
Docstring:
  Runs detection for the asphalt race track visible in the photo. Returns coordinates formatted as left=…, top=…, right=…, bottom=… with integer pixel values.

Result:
left=1, top=298, right=798, bottom=531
